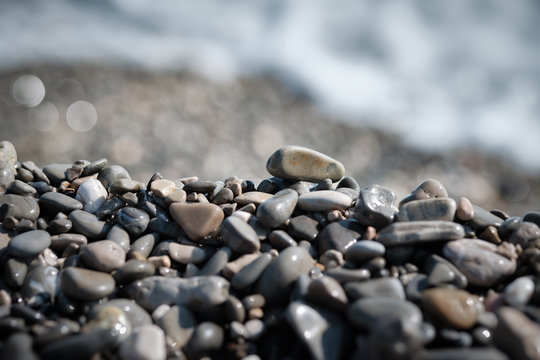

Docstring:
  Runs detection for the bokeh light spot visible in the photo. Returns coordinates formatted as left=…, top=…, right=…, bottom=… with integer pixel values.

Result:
left=66, top=100, right=98, bottom=132
left=27, top=101, right=59, bottom=132
left=11, top=74, right=46, bottom=107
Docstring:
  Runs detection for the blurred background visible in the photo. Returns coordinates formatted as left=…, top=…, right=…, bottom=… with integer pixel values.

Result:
left=0, top=0, right=539, bottom=215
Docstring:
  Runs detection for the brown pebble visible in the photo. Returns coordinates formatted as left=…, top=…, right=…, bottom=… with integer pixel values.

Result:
left=327, top=210, right=346, bottom=222
left=147, top=255, right=171, bottom=268
left=479, top=226, right=502, bottom=244
left=225, top=181, right=242, bottom=197
left=237, top=203, right=256, bottom=214
left=186, top=192, right=198, bottom=202
left=129, top=250, right=147, bottom=261
left=248, top=308, right=264, bottom=320
left=0, top=289, right=11, bottom=306
left=169, top=203, right=224, bottom=241
left=363, top=226, right=377, bottom=240
left=422, top=288, right=477, bottom=330
left=456, top=197, right=474, bottom=221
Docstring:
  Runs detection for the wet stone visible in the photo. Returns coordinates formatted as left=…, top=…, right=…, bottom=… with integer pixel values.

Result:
left=421, top=288, right=477, bottom=330
left=234, top=191, right=273, bottom=206
left=523, top=212, right=540, bottom=227
left=288, top=215, right=319, bottom=242
left=443, top=239, right=517, bottom=287
left=416, top=348, right=509, bottom=360
left=197, top=246, right=231, bottom=276
left=424, top=254, right=468, bottom=288
left=47, top=218, right=72, bottom=235
left=1, top=332, right=39, bottom=360
left=221, top=216, right=260, bottom=254
left=399, top=179, right=448, bottom=207
left=231, top=253, right=272, bottom=291
left=266, top=145, right=345, bottom=182
left=97, top=165, right=131, bottom=189
left=83, top=305, right=131, bottom=342
left=211, top=187, right=234, bottom=205
left=80, top=240, right=126, bottom=272
left=297, top=190, right=352, bottom=212
left=503, top=276, right=535, bottom=306
left=470, top=204, right=503, bottom=230
left=8, top=229, right=51, bottom=257
left=306, top=275, right=348, bottom=312
left=397, top=198, right=456, bottom=222
left=41, top=163, right=69, bottom=186
left=69, top=209, right=112, bottom=239
left=60, top=267, right=116, bottom=301
left=256, top=188, right=298, bottom=228
left=183, top=322, right=224, bottom=358
left=268, top=229, right=297, bottom=249
left=116, top=207, right=150, bottom=236
left=0, top=194, right=40, bottom=221
left=376, top=221, right=465, bottom=247
left=353, top=185, right=398, bottom=228
left=118, top=324, right=166, bottom=360
left=508, top=221, right=540, bottom=248
left=224, top=295, right=246, bottom=323
left=106, top=224, right=131, bottom=252
left=7, top=179, right=37, bottom=196
left=50, top=233, right=87, bottom=252
left=155, top=305, right=196, bottom=349
left=479, top=225, right=502, bottom=244
left=21, top=265, right=58, bottom=300
left=494, top=306, right=540, bottom=360
left=168, top=243, right=208, bottom=264
left=344, top=277, right=405, bottom=301
left=456, top=197, right=474, bottom=221
left=5, top=257, right=28, bottom=288
left=344, top=240, right=385, bottom=263
left=337, top=176, right=360, bottom=191
left=113, top=259, right=156, bottom=285
left=75, top=178, right=108, bottom=214
left=325, top=267, right=370, bottom=283
left=169, top=203, right=224, bottom=241
left=182, top=180, right=217, bottom=194
left=109, top=178, right=141, bottom=195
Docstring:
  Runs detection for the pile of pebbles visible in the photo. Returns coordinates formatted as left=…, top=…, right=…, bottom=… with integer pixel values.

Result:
left=0, top=140, right=539, bottom=360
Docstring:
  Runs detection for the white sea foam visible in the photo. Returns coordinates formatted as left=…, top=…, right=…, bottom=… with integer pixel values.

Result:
left=1, top=0, right=539, bottom=171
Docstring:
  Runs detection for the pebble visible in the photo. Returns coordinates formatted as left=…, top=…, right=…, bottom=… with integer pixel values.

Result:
left=424, top=254, right=468, bottom=288
left=75, top=178, right=108, bottom=214
left=116, top=207, right=150, bottom=236
left=508, top=221, right=540, bottom=248
left=222, top=253, right=260, bottom=279
left=421, top=288, right=477, bottom=330
left=397, top=198, right=457, bottom=222
left=225, top=295, right=246, bottom=323
left=130, top=233, right=158, bottom=258
left=256, top=246, right=315, bottom=305
left=118, top=324, right=166, bottom=360
left=0, top=141, right=16, bottom=188
left=109, top=178, right=141, bottom=195
left=376, top=221, right=465, bottom=246
left=60, top=267, right=116, bottom=301
left=113, top=260, right=156, bottom=285
left=470, top=204, right=504, bottom=230
left=50, top=233, right=87, bottom=252
left=20, top=265, right=58, bottom=300
left=106, top=224, right=131, bottom=252
left=5, top=257, right=28, bottom=288
left=1, top=332, right=39, bottom=360
left=97, top=165, right=131, bottom=189
left=8, top=229, right=51, bottom=257
left=197, top=246, right=231, bottom=276
left=268, top=229, right=298, bottom=249
left=183, top=321, right=224, bottom=358
left=40, top=327, right=120, bottom=360
left=288, top=215, right=320, bottom=242
left=348, top=297, right=423, bottom=332
left=80, top=240, right=126, bottom=272
left=0, top=194, right=40, bottom=220
left=231, top=253, right=272, bottom=291
left=494, top=306, right=540, bottom=360
left=256, top=188, right=298, bottom=228
left=155, top=305, right=196, bottom=349
left=306, top=275, right=348, bottom=312
left=221, top=216, right=261, bottom=254
left=317, top=219, right=361, bottom=254
left=7, top=179, right=37, bottom=195
left=344, top=240, right=386, bottom=263
left=503, top=276, right=535, bottom=306
left=456, top=197, right=474, bottom=221
left=344, top=277, right=405, bottom=300
left=297, top=190, right=352, bottom=212
left=169, top=202, right=224, bottom=241
left=353, top=185, right=398, bottom=228
left=416, top=348, right=509, bottom=360
left=91, top=299, right=152, bottom=329
left=399, top=179, right=448, bottom=207
left=266, top=145, right=345, bottom=182
left=168, top=242, right=208, bottom=264
left=234, top=191, right=273, bottom=206
left=69, top=209, right=112, bottom=239
left=83, top=305, right=131, bottom=342
left=443, top=239, right=517, bottom=287
left=182, top=180, right=217, bottom=194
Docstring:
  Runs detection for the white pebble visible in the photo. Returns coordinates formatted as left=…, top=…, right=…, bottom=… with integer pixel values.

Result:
left=76, top=178, right=108, bottom=214
left=504, top=276, right=535, bottom=306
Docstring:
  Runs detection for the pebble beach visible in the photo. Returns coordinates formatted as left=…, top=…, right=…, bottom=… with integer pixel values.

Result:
left=0, top=140, right=539, bottom=360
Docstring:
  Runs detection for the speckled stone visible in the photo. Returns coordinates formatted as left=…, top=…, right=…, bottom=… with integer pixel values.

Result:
left=256, top=189, right=298, bottom=228
left=8, top=230, right=51, bottom=257
left=397, top=198, right=456, bottom=222
left=297, top=190, right=352, bottom=212
left=60, top=267, right=116, bottom=301
left=0, top=141, right=16, bottom=188
left=421, top=288, right=477, bottom=330
left=0, top=194, right=40, bottom=221
left=443, top=239, right=517, bottom=287
left=376, top=221, right=465, bottom=247
left=255, top=246, right=315, bottom=305
left=91, top=299, right=152, bottom=329
left=266, top=145, right=345, bottom=182
left=80, top=240, right=126, bottom=272
left=169, top=203, right=224, bottom=241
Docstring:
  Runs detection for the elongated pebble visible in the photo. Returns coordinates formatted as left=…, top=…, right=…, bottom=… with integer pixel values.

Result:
left=397, top=198, right=456, bottom=222
left=8, top=230, right=51, bottom=257
left=376, top=221, right=465, bottom=247
left=231, top=253, right=272, bottom=290
left=297, top=190, right=352, bottom=212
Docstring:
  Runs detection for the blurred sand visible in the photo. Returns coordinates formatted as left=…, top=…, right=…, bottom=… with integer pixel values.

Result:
left=0, top=65, right=538, bottom=216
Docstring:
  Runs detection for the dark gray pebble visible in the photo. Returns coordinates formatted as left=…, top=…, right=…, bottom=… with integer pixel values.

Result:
left=8, top=229, right=51, bottom=257
left=221, top=217, right=260, bottom=254
left=318, top=219, right=362, bottom=254
left=353, top=185, right=398, bottom=229
left=38, top=192, right=83, bottom=215
left=231, top=253, right=272, bottom=291
left=0, top=194, right=40, bottom=221
left=288, top=215, right=319, bottom=242
left=116, top=207, right=149, bottom=236
left=69, top=209, right=112, bottom=239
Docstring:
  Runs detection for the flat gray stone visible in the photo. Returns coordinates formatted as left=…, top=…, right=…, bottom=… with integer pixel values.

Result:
left=376, top=221, right=465, bottom=247
left=297, top=190, right=352, bottom=212
left=118, top=325, right=166, bottom=360
left=344, top=277, right=405, bottom=301
left=60, top=267, right=116, bottom=301
left=306, top=275, right=348, bottom=312
left=183, top=322, right=224, bottom=358
left=256, top=189, right=298, bottom=228
left=0, top=194, right=40, bottom=221
left=318, top=220, right=362, bottom=254
left=155, top=305, right=196, bottom=349
left=97, top=165, right=131, bottom=189
left=494, top=307, right=540, bottom=360
left=397, top=198, right=456, bottom=222
left=399, top=179, right=448, bottom=207
left=231, top=253, right=272, bottom=291
left=266, top=145, right=345, bottom=182
left=8, top=230, right=51, bottom=257
left=344, top=240, right=385, bottom=263
left=113, top=260, right=156, bottom=285
left=80, top=240, right=126, bottom=272
left=220, top=216, right=260, bottom=254
left=21, top=266, right=58, bottom=300
left=69, top=209, right=112, bottom=239
left=42, top=163, right=71, bottom=186
left=348, top=297, right=423, bottom=331
left=116, top=207, right=150, bottom=236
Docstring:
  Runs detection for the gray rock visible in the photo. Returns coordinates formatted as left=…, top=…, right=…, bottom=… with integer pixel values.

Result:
left=83, top=305, right=131, bottom=342
left=494, top=307, right=540, bottom=360
left=116, top=207, right=150, bottom=236
left=376, top=221, right=465, bottom=247
left=220, top=216, right=260, bottom=254
left=97, top=165, right=131, bottom=189
left=106, top=224, right=131, bottom=252
left=197, top=246, right=231, bottom=276
left=1, top=332, right=39, bottom=360
left=266, top=145, right=345, bottom=182
left=80, top=240, right=126, bottom=272
left=470, top=204, right=503, bottom=230
left=5, top=257, right=28, bottom=288
left=183, top=322, right=224, bottom=358
left=399, top=179, right=448, bottom=207
left=325, top=267, right=371, bottom=283
left=118, top=324, right=166, bottom=360
left=397, top=198, right=456, bottom=222
left=231, top=253, right=272, bottom=291
left=156, top=305, right=196, bottom=349
left=182, top=180, right=218, bottom=194
left=344, top=277, right=405, bottom=301
left=256, top=189, right=298, bottom=228
left=130, top=233, right=158, bottom=258
left=508, top=221, right=540, bottom=248
left=21, top=266, right=59, bottom=300
left=417, top=348, right=509, bottom=360
left=337, top=176, right=360, bottom=191
left=0, top=194, right=40, bottom=221
left=353, top=185, right=398, bottom=228
left=75, top=178, right=108, bottom=214
left=0, top=141, right=17, bottom=189
left=113, top=260, right=156, bottom=285
left=168, top=242, right=208, bottom=265
left=503, top=276, right=535, bottom=306
left=82, top=158, right=108, bottom=177
left=41, top=164, right=70, bottom=186
left=91, top=299, right=152, bottom=329
left=348, top=297, right=423, bottom=332
left=60, top=267, right=116, bottom=301
left=297, top=190, right=352, bottom=212
left=289, top=181, right=312, bottom=196
left=306, top=275, right=348, bottom=312
left=50, top=233, right=88, bottom=252
left=268, top=230, right=298, bottom=249
left=443, top=239, right=517, bottom=287
left=8, top=230, right=51, bottom=257
left=40, top=327, right=120, bottom=360
left=286, top=301, right=344, bottom=360
left=424, top=254, right=468, bottom=288
left=288, top=215, right=320, bottom=242
left=318, top=219, right=362, bottom=254
left=124, top=275, right=229, bottom=311
left=255, top=246, right=315, bottom=305
left=344, top=240, right=385, bottom=263
left=69, top=209, right=112, bottom=239
left=7, top=179, right=37, bottom=196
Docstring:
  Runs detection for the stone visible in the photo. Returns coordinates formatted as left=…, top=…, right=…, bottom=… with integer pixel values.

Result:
left=416, top=348, right=509, bottom=360
left=182, top=180, right=217, bottom=194
left=75, top=178, right=108, bottom=214
left=148, top=178, right=176, bottom=198
left=337, top=176, right=360, bottom=191
left=109, top=179, right=141, bottom=195
left=222, top=253, right=260, bottom=279
left=20, top=266, right=58, bottom=300
left=183, top=322, right=224, bottom=358
left=469, top=204, right=503, bottom=230
left=124, top=275, right=229, bottom=311
left=130, top=233, right=158, bottom=258
left=266, top=145, right=345, bottom=182
left=503, top=276, right=535, bottom=306
left=456, top=197, right=474, bottom=221
left=286, top=301, right=344, bottom=360
left=97, top=165, right=131, bottom=189
left=234, top=191, right=273, bottom=206
left=523, top=212, right=540, bottom=227
left=494, top=306, right=540, bottom=360
left=155, top=305, right=196, bottom=349
left=508, top=221, right=540, bottom=248
left=50, top=233, right=88, bottom=252
left=40, top=327, right=120, bottom=360
left=106, top=224, right=131, bottom=252
left=168, top=243, right=208, bottom=264
left=69, top=209, right=112, bottom=239
left=348, top=297, right=423, bottom=332
left=397, top=198, right=456, bottom=222
left=318, top=219, right=362, bottom=253
left=306, top=275, right=348, bottom=312
left=268, top=230, right=298, bottom=249
left=231, top=253, right=273, bottom=291
left=60, top=267, right=116, bottom=301
left=443, top=239, right=517, bottom=287
left=225, top=295, right=246, bottom=323
left=80, top=240, right=126, bottom=272
left=82, top=159, right=108, bottom=177
left=8, top=230, right=51, bottom=257
left=288, top=214, right=320, bottom=242
left=1, top=332, right=39, bottom=360
left=245, top=319, right=265, bottom=340
left=83, top=305, right=131, bottom=342
left=479, top=225, right=502, bottom=244
left=344, top=277, right=405, bottom=300
left=353, top=185, right=398, bottom=228
left=344, top=240, right=385, bottom=263
left=113, top=260, right=156, bottom=285
left=91, top=299, right=152, bottom=329
left=48, top=218, right=72, bottom=235
left=116, top=207, right=150, bottom=236
left=297, top=190, right=352, bottom=212
left=211, top=187, right=233, bottom=205
left=255, top=246, right=315, bottom=305
left=424, top=254, right=468, bottom=288
left=220, top=216, right=260, bottom=254
left=5, top=257, right=28, bottom=288
left=0, top=194, right=40, bottom=221
left=7, top=179, right=37, bottom=196
left=325, top=267, right=370, bottom=283
left=169, top=203, right=224, bottom=241
left=197, top=246, right=231, bottom=276
left=421, top=288, right=477, bottom=330
left=118, top=324, right=166, bottom=360
left=256, top=189, right=298, bottom=228
left=399, top=179, right=448, bottom=207
left=376, top=221, right=465, bottom=247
